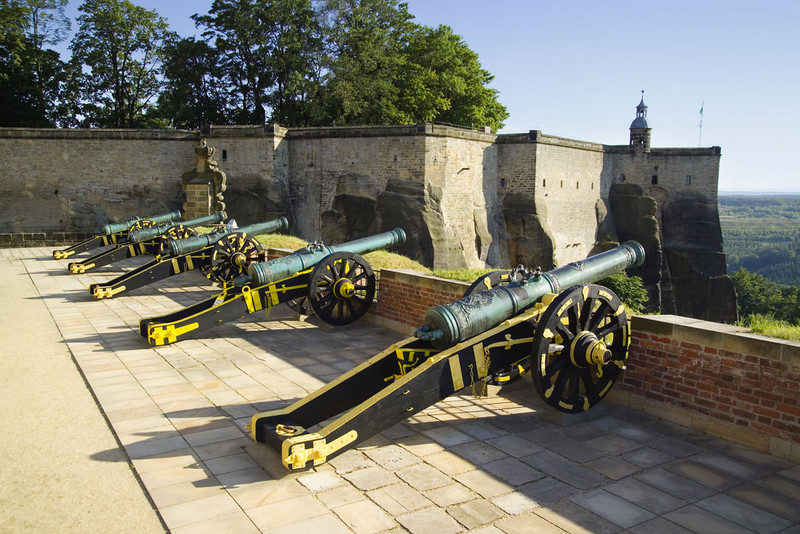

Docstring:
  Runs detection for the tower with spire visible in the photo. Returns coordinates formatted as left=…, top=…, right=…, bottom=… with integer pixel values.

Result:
left=629, top=90, right=651, bottom=152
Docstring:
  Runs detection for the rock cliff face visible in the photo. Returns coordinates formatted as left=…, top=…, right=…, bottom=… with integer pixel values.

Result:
left=608, top=184, right=737, bottom=323
left=661, top=191, right=738, bottom=323
left=501, top=192, right=554, bottom=270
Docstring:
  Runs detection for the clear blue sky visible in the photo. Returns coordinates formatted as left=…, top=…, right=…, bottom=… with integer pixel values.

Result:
left=58, top=0, right=800, bottom=193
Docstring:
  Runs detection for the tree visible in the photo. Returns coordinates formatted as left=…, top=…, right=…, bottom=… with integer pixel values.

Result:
left=401, top=25, right=508, bottom=131
left=262, top=0, right=322, bottom=126
left=0, top=0, right=71, bottom=126
left=193, top=0, right=322, bottom=126
left=194, top=0, right=274, bottom=124
left=311, top=0, right=507, bottom=130
left=70, top=0, right=173, bottom=127
left=731, top=267, right=800, bottom=323
left=313, top=0, right=414, bottom=125
left=157, top=37, right=231, bottom=128
left=599, top=272, right=648, bottom=313
left=23, top=0, right=70, bottom=50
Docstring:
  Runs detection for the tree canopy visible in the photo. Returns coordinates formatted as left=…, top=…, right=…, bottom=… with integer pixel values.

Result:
left=0, top=0, right=71, bottom=126
left=3, top=0, right=509, bottom=130
left=70, top=0, right=173, bottom=127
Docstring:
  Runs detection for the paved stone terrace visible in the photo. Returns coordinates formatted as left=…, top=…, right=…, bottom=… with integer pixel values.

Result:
left=5, top=246, right=800, bottom=533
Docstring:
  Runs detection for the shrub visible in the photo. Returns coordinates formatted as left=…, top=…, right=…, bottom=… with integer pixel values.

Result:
left=597, top=272, right=648, bottom=313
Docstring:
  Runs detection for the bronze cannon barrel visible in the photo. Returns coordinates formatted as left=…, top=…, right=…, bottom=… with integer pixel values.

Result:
left=127, top=211, right=227, bottom=243
left=102, top=210, right=181, bottom=235
left=415, top=241, right=645, bottom=349
left=165, top=217, right=289, bottom=257
left=244, top=228, right=407, bottom=286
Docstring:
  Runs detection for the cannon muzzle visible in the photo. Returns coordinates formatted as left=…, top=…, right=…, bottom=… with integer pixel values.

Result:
left=102, top=210, right=181, bottom=235
left=165, top=217, right=289, bottom=257
left=245, top=228, right=407, bottom=286
left=127, top=211, right=227, bottom=243
left=415, top=241, right=645, bottom=349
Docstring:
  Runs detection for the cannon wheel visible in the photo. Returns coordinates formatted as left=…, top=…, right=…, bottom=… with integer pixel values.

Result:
left=308, top=251, right=376, bottom=326
left=206, top=233, right=265, bottom=283
left=282, top=246, right=318, bottom=317
left=156, top=225, right=199, bottom=254
left=462, top=270, right=517, bottom=297
left=464, top=270, right=530, bottom=385
left=531, top=284, right=629, bottom=413
left=285, top=296, right=313, bottom=317
left=128, top=219, right=157, bottom=231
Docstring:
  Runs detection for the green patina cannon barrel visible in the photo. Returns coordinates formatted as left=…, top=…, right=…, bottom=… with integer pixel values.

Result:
left=415, top=241, right=645, bottom=349
left=245, top=228, right=407, bottom=286
left=102, top=210, right=181, bottom=235
left=127, top=211, right=227, bottom=243
left=165, top=217, right=289, bottom=257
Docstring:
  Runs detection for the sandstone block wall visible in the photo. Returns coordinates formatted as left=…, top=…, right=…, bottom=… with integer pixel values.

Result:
left=533, top=134, right=607, bottom=266
left=0, top=124, right=725, bottom=304
left=0, top=128, right=195, bottom=232
left=284, top=125, right=426, bottom=239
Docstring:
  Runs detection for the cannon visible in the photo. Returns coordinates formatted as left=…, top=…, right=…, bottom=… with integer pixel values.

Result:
left=139, top=228, right=407, bottom=346
left=67, top=212, right=226, bottom=274
left=88, top=217, right=289, bottom=300
left=52, top=210, right=181, bottom=259
left=246, top=241, right=645, bottom=471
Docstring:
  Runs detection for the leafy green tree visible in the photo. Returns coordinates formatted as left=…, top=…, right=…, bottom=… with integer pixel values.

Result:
left=0, top=0, right=71, bottom=126
left=157, top=37, right=231, bottom=128
left=70, top=0, right=173, bottom=127
left=731, top=267, right=800, bottom=323
left=194, top=0, right=322, bottom=125
left=397, top=24, right=507, bottom=131
left=193, top=0, right=272, bottom=125
left=312, top=0, right=507, bottom=130
left=313, top=0, right=414, bottom=125
left=263, top=0, right=322, bottom=126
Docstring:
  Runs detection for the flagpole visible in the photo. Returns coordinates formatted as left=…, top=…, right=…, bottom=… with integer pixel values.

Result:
left=698, top=101, right=704, bottom=146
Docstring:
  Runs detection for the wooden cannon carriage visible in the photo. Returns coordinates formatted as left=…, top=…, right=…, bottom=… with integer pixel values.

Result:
left=88, top=217, right=289, bottom=299
left=246, top=241, right=645, bottom=471
left=67, top=211, right=227, bottom=273
left=139, top=228, right=407, bottom=346
left=53, top=210, right=181, bottom=259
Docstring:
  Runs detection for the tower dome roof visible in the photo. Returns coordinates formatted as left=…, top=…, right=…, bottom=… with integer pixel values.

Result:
left=630, top=91, right=651, bottom=130
left=630, top=116, right=651, bottom=129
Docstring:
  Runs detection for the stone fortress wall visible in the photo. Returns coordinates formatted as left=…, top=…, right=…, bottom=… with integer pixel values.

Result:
left=0, top=100, right=734, bottom=322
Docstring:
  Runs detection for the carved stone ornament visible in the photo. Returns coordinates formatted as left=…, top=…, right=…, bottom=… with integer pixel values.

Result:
left=181, top=138, right=227, bottom=215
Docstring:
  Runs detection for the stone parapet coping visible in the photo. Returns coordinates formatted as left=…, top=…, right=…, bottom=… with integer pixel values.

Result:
left=632, top=314, right=800, bottom=367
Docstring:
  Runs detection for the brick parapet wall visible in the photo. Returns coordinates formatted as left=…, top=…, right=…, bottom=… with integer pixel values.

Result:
left=613, top=315, right=800, bottom=459
left=368, top=269, right=469, bottom=335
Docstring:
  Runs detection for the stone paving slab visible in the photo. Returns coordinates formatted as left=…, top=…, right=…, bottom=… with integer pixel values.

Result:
left=4, top=246, right=800, bottom=533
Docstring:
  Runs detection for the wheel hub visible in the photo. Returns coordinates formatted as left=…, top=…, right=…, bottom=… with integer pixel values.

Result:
left=569, top=331, right=611, bottom=369
left=232, top=252, right=247, bottom=267
left=333, top=278, right=355, bottom=299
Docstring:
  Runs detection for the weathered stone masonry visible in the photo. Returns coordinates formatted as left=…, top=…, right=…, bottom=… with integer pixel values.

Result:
left=0, top=103, right=734, bottom=321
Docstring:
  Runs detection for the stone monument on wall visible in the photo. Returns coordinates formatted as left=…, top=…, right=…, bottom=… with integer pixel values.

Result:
left=181, top=138, right=226, bottom=218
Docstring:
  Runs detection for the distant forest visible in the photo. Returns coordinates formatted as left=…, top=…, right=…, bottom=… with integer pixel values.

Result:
left=719, top=195, right=800, bottom=287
